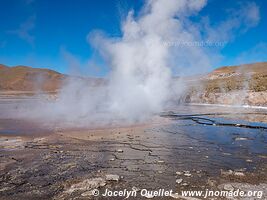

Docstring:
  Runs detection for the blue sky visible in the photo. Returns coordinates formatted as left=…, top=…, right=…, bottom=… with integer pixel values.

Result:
left=0, top=0, right=266, bottom=76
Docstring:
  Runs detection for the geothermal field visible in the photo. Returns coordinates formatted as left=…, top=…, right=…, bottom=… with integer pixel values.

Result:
left=0, top=0, right=267, bottom=199
left=0, top=91, right=267, bottom=200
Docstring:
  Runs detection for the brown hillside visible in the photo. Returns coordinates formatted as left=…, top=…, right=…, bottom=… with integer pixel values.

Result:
left=210, top=62, right=267, bottom=77
left=205, top=62, right=267, bottom=92
left=0, top=64, right=106, bottom=92
left=185, top=62, right=267, bottom=106
left=0, top=64, right=65, bottom=91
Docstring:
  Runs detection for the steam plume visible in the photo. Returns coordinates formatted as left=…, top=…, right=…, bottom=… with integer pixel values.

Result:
left=10, top=0, right=259, bottom=127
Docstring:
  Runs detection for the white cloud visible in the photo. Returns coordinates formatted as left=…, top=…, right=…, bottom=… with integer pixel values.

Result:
left=7, top=15, right=36, bottom=46
left=202, top=1, right=260, bottom=42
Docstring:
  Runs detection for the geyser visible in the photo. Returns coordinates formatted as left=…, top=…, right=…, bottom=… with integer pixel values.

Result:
left=13, top=0, right=211, bottom=126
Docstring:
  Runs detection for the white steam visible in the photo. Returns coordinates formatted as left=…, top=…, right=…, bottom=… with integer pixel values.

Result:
left=85, top=0, right=208, bottom=120
left=20, top=0, right=208, bottom=126
left=9, top=0, right=260, bottom=127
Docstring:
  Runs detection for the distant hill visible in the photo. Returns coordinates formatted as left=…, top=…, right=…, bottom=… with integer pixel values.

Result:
left=0, top=64, right=104, bottom=91
left=0, top=64, right=65, bottom=91
left=213, top=62, right=267, bottom=73
left=1, top=62, right=267, bottom=106
left=185, top=62, right=267, bottom=106
left=205, top=62, right=267, bottom=92
left=208, top=62, right=267, bottom=80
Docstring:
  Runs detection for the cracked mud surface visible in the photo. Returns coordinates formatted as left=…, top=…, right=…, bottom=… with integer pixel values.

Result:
left=0, top=102, right=267, bottom=199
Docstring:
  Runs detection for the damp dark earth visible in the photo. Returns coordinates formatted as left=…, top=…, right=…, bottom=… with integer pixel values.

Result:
left=0, top=95, right=266, bottom=200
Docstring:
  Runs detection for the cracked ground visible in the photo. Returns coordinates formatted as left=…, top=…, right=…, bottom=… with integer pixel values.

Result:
left=0, top=102, right=267, bottom=199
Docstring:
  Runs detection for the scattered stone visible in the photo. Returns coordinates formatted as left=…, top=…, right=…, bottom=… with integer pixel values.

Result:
left=170, top=193, right=180, bottom=199
left=67, top=177, right=106, bottom=194
left=220, top=169, right=233, bottom=176
left=181, top=183, right=189, bottom=186
left=132, top=186, right=141, bottom=192
left=81, top=190, right=97, bottom=197
left=233, top=171, right=245, bottom=176
left=258, top=155, right=267, bottom=159
left=176, top=178, right=183, bottom=184
left=109, top=158, right=115, bottom=161
left=33, top=137, right=47, bottom=143
left=105, top=174, right=120, bottom=181
left=158, top=170, right=163, bottom=174
left=222, top=152, right=232, bottom=156
left=207, top=179, right=216, bottom=187
left=235, top=137, right=250, bottom=141
left=157, top=160, right=165, bottom=163
left=0, top=137, right=25, bottom=150
left=246, top=159, right=253, bottom=163
left=184, top=172, right=192, bottom=177
left=117, top=149, right=123, bottom=153
left=223, top=183, right=234, bottom=191
left=0, top=186, right=15, bottom=192
left=221, top=169, right=245, bottom=177
left=176, top=171, right=182, bottom=175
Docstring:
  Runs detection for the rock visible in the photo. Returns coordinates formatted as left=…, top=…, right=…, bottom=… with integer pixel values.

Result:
left=67, top=177, right=106, bottom=193
left=170, top=193, right=180, bottom=199
left=176, top=178, right=183, bottom=184
left=132, top=186, right=141, bottom=191
left=184, top=172, right=192, bottom=177
left=117, top=149, right=123, bottom=153
left=246, top=159, right=253, bottom=163
left=220, top=169, right=245, bottom=177
left=207, top=179, right=216, bottom=187
left=0, top=137, right=25, bottom=150
left=220, top=169, right=233, bottom=176
left=235, top=137, right=250, bottom=141
left=81, top=190, right=97, bottom=197
left=105, top=174, right=120, bottom=181
left=176, top=171, right=182, bottom=175
left=233, top=171, right=245, bottom=176
left=223, top=183, right=234, bottom=191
